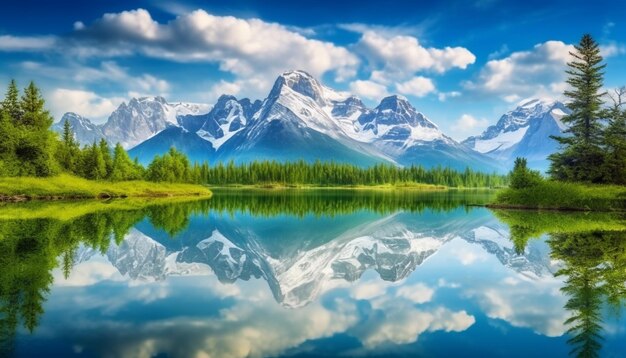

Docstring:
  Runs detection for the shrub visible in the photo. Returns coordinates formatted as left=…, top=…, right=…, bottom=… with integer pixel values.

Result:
left=509, top=157, right=543, bottom=189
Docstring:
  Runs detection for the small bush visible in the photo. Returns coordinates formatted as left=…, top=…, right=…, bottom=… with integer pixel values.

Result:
left=509, top=157, right=543, bottom=189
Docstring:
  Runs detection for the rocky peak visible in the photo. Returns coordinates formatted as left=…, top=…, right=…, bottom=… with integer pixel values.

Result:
left=269, top=70, right=327, bottom=106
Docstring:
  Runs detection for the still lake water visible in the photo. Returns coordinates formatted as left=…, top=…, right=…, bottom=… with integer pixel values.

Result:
left=1, top=190, right=625, bottom=357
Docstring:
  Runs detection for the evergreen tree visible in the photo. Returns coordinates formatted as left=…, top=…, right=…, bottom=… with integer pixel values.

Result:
left=56, top=119, right=80, bottom=173
left=82, top=142, right=107, bottom=180
left=603, top=87, right=626, bottom=184
left=99, top=139, right=113, bottom=178
left=110, top=143, right=143, bottom=181
left=1, top=80, right=22, bottom=123
left=509, top=157, right=543, bottom=189
left=549, top=34, right=606, bottom=182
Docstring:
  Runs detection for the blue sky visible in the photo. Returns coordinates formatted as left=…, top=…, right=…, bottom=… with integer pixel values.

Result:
left=1, top=0, right=625, bottom=140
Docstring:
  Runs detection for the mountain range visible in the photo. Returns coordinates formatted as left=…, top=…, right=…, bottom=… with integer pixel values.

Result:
left=53, top=70, right=570, bottom=172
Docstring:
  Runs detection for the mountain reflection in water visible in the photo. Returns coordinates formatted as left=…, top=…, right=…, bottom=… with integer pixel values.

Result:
left=0, top=190, right=625, bottom=357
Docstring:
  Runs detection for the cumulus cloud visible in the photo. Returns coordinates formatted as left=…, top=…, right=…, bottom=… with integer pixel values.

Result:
left=355, top=31, right=476, bottom=76
left=48, top=88, right=125, bottom=122
left=450, top=114, right=490, bottom=141
left=396, top=76, right=436, bottom=97
left=461, top=39, right=623, bottom=102
left=65, top=8, right=358, bottom=99
left=349, top=79, right=389, bottom=100
left=464, top=41, right=574, bottom=101
left=345, top=31, right=473, bottom=101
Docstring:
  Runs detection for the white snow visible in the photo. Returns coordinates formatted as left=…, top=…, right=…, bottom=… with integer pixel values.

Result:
left=196, top=100, right=246, bottom=150
left=473, top=126, right=529, bottom=153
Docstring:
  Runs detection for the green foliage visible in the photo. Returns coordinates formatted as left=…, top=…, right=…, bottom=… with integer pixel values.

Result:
left=549, top=231, right=626, bottom=358
left=548, top=34, right=605, bottom=182
left=81, top=142, right=107, bottom=180
left=495, top=180, right=626, bottom=211
left=55, top=119, right=81, bottom=173
left=110, top=143, right=143, bottom=181
left=602, top=88, right=626, bottom=185
left=146, top=147, right=191, bottom=182
left=548, top=34, right=626, bottom=185
left=209, top=188, right=495, bottom=217
left=509, top=157, right=543, bottom=189
left=491, top=210, right=626, bottom=251
left=0, top=174, right=212, bottom=199
left=0, top=80, right=58, bottom=177
left=191, top=160, right=507, bottom=188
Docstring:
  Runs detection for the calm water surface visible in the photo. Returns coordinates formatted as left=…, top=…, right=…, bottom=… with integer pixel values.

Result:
left=1, top=190, right=625, bottom=357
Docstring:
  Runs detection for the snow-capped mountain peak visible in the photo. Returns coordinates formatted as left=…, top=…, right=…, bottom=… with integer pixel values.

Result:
left=270, top=70, right=329, bottom=106
left=462, top=98, right=571, bottom=170
left=196, top=95, right=261, bottom=150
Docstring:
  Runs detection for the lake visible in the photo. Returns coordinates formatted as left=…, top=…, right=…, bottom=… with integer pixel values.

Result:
left=1, top=190, right=625, bottom=357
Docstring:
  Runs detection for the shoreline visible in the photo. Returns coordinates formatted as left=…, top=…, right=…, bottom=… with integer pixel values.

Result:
left=0, top=174, right=212, bottom=202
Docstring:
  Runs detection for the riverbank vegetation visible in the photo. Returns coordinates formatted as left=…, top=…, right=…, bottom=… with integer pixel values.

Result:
left=494, top=34, right=626, bottom=211
left=0, top=175, right=211, bottom=201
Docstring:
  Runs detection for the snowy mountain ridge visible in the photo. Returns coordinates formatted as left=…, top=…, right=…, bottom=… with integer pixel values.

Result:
left=462, top=98, right=570, bottom=170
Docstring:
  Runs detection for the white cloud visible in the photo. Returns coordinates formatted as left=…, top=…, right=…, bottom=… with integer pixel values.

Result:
left=450, top=114, right=490, bottom=141
left=22, top=60, right=170, bottom=106
left=349, top=80, right=389, bottom=101
left=0, top=35, right=56, bottom=51
left=355, top=31, right=475, bottom=77
left=356, top=304, right=475, bottom=348
left=600, top=43, right=626, bottom=57
left=396, top=76, right=436, bottom=97
left=438, top=91, right=461, bottom=102
left=68, top=9, right=359, bottom=100
left=464, top=41, right=574, bottom=101
left=48, top=88, right=125, bottom=122
left=395, top=283, right=435, bottom=304
left=461, top=40, right=624, bottom=102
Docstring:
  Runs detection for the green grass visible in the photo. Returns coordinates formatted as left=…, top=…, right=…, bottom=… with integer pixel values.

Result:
left=492, top=181, right=626, bottom=211
left=0, top=174, right=212, bottom=200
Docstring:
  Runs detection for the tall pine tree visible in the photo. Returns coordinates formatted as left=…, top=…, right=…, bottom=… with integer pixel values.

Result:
left=56, top=119, right=81, bottom=173
left=1, top=80, right=22, bottom=123
left=549, top=34, right=606, bottom=182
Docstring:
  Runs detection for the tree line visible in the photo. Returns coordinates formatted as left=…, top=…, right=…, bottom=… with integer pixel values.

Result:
left=192, top=160, right=507, bottom=187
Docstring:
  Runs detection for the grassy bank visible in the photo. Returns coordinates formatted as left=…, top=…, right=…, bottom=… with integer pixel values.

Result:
left=0, top=174, right=212, bottom=201
left=490, top=181, right=626, bottom=211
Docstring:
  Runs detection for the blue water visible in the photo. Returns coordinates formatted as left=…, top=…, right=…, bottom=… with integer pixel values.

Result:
left=3, top=191, right=626, bottom=357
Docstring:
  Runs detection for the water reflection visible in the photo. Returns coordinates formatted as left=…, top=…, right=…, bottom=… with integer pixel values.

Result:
left=0, top=191, right=625, bottom=357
